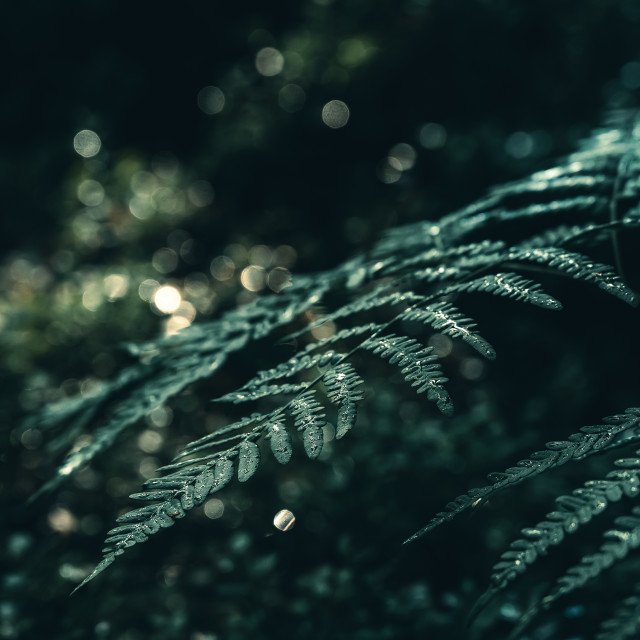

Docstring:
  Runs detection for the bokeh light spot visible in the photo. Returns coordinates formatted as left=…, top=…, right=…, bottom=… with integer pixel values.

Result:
left=389, top=143, right=416, bottom=170
left=210, top=256, right=235, bottom=281
left=267, top=267, right=292, bottom=292
left=137, top=429, right=164, bottom=454
left=278, top=84, right=306, bottom=113
left=336, top=38, right=370, bottom=68
left=148, top=406, right=173, bottom=428
left=377, top=157, right=403, bottom=184
left=103, top=273, right=129, bottom=300
left=273, top=244, right=297, bottom=267
left=187, top=180, right=214, bottom=207
left=48, top=506, right=78, bottom=534
left=322, top=100, right=350, bottom=128
left=73, top=129, right=101, bottom=158
left=153, top=285, right=182, bottom=314
left=255, top=47, right=284, bottom=76
left=152, top=248, right=179, bottom=274
left=248, top=245, right=272, bottom=268
left=82, top=284, right=103, bottom=312
left=418, top=122, right=447, bottom=149
left=138, top=279, right=160, bottom=301
left=505, top=131, right=534, bottom=159
left=204, top=498, right=225, bottom=519
left=240, top=265, right=266, bottom=292
left=428, top=334, right=453, bottom=358
left=197, top=86, right=226, bottom=114
left=77, top=180, right=105, bottom=207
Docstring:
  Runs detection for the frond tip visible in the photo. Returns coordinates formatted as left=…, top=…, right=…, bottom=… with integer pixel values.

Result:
left=406, top=409, right=640, bottom=543
left=363, top=334, right=453, bottom=416
left=323, top=363, right=364, bottom=439
left=71, top=455, right=235, bottom=593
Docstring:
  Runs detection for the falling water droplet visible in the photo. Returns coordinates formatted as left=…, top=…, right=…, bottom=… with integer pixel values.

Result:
left=273, top=509, right=295, bottom=532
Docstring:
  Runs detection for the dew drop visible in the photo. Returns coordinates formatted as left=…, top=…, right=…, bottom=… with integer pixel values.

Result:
left=273, top=509, right=295, bottom=532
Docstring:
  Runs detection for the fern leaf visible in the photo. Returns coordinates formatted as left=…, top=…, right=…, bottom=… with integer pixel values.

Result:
left=228, top=350, right=344, bottom=393
left=237, top=440, right=261, bottom=482
left=449, top=272, right=563, bottom=310
left=512, top=506, right=640, bottom=638
left=284, top=289, right=426, bottom=341
left=301, top=322, right=384, bottom=354
left=34, top=330, right=247, bottom=496
left=363, top=334, right=452, bottom=416
left=401, top=301, right=496, bottom=359
left=174, top=413, right=265, bottom=459
left=508, top=246, right=638, bottom=306
left=471, top=454, right=640, bottom=621
left=267, top=421, right=293, bottom=464
left=290, top=390, right=327, bottom=459
left=73, top=454, right=235, bottom=592
left=406, top=409, right=640, bottom=543
left=375, top=239, right=505, bottom=278
left=218, top=382, right=309, bottom=404
left=323, top=363, right=365, bottom=439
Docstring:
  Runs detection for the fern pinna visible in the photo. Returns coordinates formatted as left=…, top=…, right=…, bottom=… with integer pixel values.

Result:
left=26, top=113, right=640, bottom=636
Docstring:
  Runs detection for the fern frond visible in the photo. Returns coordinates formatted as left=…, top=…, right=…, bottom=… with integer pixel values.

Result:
left=401, top=301, right=496, bottom=359
left=406, top=409, right=640, bottom=542
left=323, top=363, right=365, bottom=439
left=267, top=420, right=293, bottom=464
left=31, top=327, right=249, bottom=497
left=71, top=456, right=235, bottom=594
left=301, top=322, right=384, bottom=354
left=237, top=439, right=261, bottom=482
left=225, top=351, right=341, bottom=392
left=512, top=505, right=640, bottom=638
left=174, top=413, right=267, bottom=459
left=448, top=272, right=563, bottom=310
left=284, top=289, right=426, bottom=341
left=375, top=239, right=506, bottom=279
left=471, top=453, right=640, bottom=620
left=217, top=382, right=310, bottom=404
left=362, top=334, right=452, bottom=416
left=290, top=390, right=327, bottom=459
left=507, top=246, right=638, bottom=306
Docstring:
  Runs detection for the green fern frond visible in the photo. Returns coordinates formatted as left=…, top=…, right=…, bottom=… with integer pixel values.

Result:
left=323, top=363, right=365, bottom=439
left=71, top=456, right=235, bottom=594
left=406, top=409, right=640, bottom=543
left=507, top=246, right=638, bottom=305
left=218, top=382, right=310, bottom=404
left=401, top=300, right=496, bottom=359
left=301, top=322, right=384, bottom=353
left=290, top=390, right=327, bottom=459
left=447, top=272, right=563, bottom=310
left=173, top=413, right=267, bottom=459
left=471, top=452, right=640, bottom=620
left=362, top=334, right=452, bottom=416
left=237, top=439, right=261, bottom=482
left=284, top=289, right=427, bottom=342
left=267, top=420, right=293, bottom=464
left=512, top=506, right=640, bottom=638
left=38, top=113, right=640, bottom=611
left=222, top=350, right=344, bottom=398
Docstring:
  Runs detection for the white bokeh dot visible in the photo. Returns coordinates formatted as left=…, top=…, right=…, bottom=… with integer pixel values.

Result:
left=73, top=130, right=101, bottom=158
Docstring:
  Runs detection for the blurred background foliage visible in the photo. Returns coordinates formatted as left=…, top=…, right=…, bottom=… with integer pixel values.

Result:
left=2, top=0, right=640, bottom=638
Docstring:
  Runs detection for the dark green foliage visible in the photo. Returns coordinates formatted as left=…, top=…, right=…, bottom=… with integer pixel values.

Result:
left=23, top=114, right=640, bottom=637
